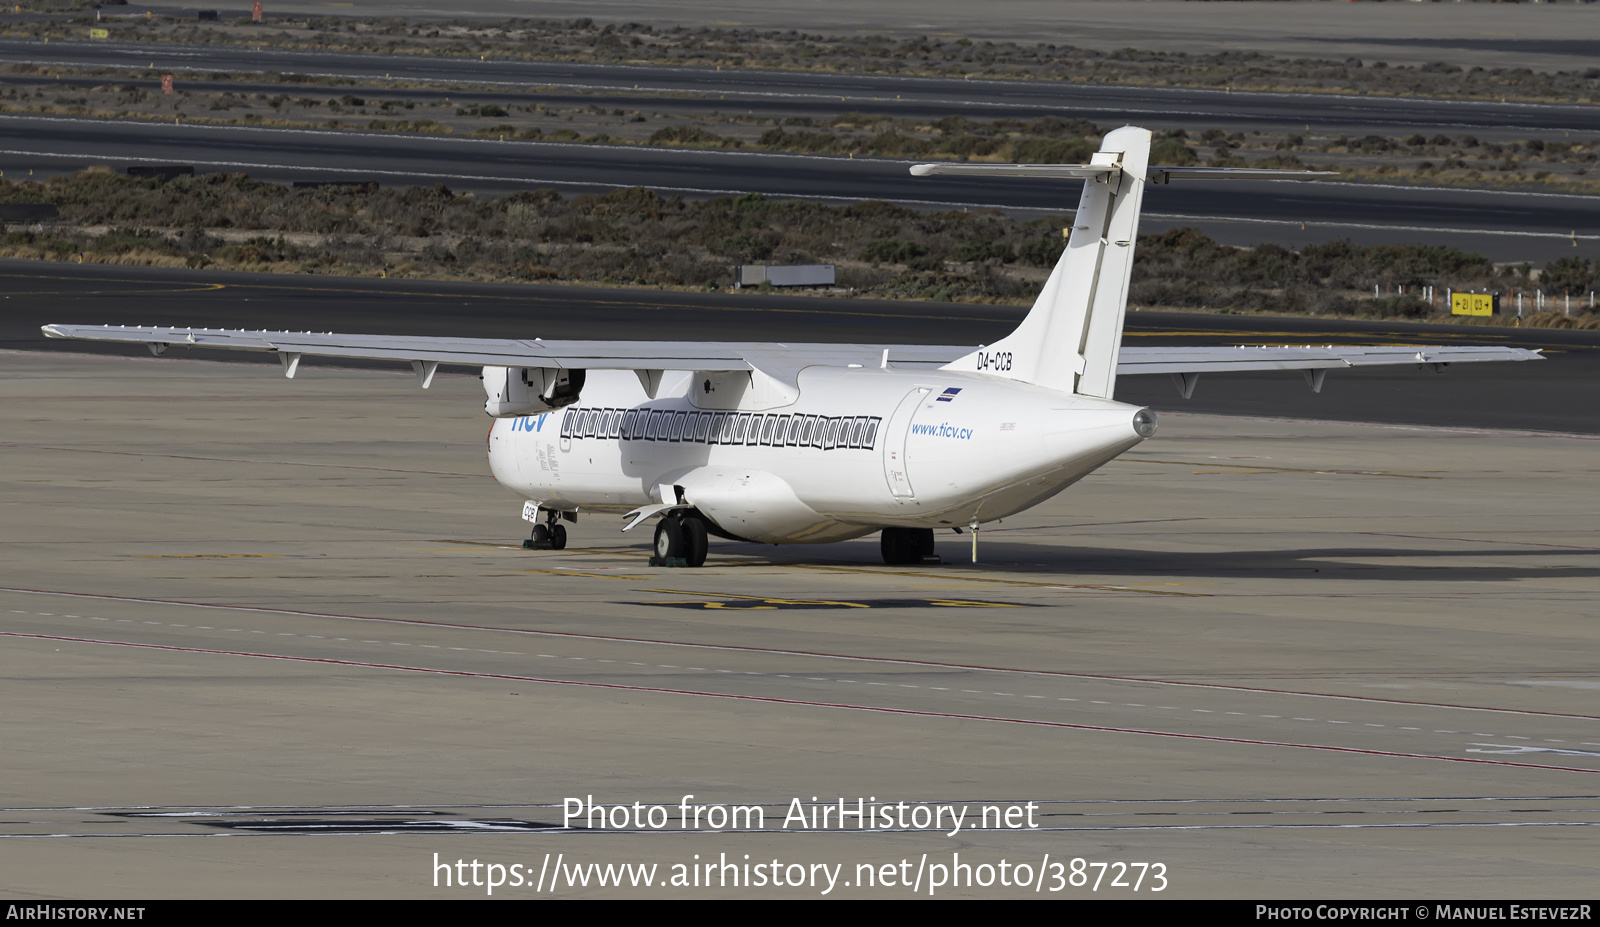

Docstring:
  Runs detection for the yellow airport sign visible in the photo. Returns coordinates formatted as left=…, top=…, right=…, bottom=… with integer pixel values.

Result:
left=1451, top=292, right=1494, bottom=317
left=89, top=28, right=109, bottom=39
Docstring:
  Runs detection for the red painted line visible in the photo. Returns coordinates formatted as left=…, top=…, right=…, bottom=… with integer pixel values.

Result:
left=8, top=630, right=1598, bottom=777
left=7, top=584, right=1597, bottom=720
left=4, top=585, right=1596, bottom=723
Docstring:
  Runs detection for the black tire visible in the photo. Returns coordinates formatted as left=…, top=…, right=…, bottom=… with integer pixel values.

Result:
left=549, top=523, right=567, bottom=550
left=654, top=517, right=684, bottom=560
left=530, top=524, right=551, bottom=545
left=681, top=516, right=708, bottom=568
left=880, top=527, right=914, bottom=565
left=912, top=528, right=936, bottom=559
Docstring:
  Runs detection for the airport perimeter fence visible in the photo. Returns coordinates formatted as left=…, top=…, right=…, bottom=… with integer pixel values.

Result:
left=1375, top=284, right=1597, bottom=319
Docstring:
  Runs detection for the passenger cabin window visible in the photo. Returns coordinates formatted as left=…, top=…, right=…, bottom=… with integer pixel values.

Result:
left=557, top=405, right=881, bottom=451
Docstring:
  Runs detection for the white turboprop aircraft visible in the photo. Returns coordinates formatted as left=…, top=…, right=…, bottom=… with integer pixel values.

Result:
left=43, top=126, right=1541, bottom=567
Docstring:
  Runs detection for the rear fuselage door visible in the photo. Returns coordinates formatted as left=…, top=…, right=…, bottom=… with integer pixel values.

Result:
left=882, top=387, right=928, bottom=499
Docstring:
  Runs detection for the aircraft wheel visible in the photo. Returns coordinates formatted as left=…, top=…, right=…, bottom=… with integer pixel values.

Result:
left=654, top=517, right=685, bottom=560
left=522, top=523, right=551, bottom=550
left=912, top=528, right=936, bottom=559
left=880, top=528, right=915, bottom=565
left=681, top=515, right=708, bottom=568
left=549, top=523, right=567, bottom=550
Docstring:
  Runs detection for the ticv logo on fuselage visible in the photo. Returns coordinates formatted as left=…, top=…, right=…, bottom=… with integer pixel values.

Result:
left=509, top=413, right=551, bottom=433
left=910, top=421, right=975, bottom=440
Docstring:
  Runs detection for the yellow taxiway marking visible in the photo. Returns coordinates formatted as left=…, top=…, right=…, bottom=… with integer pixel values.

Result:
left=420, top=542, right=1212, bottom=594
left=786, top=564, right=1210, bottom=596
left=517, top=568, right=643, bottom=581
left=1125, top=458, right=1443, bottom=479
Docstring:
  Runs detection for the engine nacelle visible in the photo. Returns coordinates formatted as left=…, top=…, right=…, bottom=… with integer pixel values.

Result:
left=481, top=366, right=585, bottom=417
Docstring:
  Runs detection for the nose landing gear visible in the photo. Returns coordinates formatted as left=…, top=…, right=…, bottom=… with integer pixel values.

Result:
left=522, top=510, right=568, bottom=550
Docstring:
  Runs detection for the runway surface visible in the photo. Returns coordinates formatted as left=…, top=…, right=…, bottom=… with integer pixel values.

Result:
left=10, top=38, right=1600, bottom=140
left=121, top=0, right=1600, bottom=74
left=5, top=260, right=1597, bottom=434
left=1, top=349, right=1595, bottom=896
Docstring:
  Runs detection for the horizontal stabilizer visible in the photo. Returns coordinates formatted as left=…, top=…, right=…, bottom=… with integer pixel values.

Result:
left=909, top=162, right=1336, bottom=183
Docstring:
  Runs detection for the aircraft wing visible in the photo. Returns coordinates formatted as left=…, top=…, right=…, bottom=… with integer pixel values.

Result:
left=1116, top=344, right=1544, bottom=374
left=40, top=325, right=1540, bottom=384
left=37, top=324, right=968, bottom=378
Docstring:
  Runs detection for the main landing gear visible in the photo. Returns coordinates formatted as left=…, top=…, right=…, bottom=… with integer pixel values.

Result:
left=652, top=513, right=709, bottom=568
left=880, top=527, right=936, bottom=566
left=522, top=511, right=568, bottom=550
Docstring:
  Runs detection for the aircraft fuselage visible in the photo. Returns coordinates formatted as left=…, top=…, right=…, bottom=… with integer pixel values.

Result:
left=487, top=367, right=1152, bottom=544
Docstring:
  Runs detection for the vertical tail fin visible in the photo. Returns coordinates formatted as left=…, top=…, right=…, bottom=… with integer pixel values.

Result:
left=935, top=126, right=1151, bottom=399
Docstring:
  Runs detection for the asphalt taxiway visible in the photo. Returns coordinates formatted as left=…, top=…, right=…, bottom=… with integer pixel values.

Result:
left=0, top=343, right=1596, bottom=897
